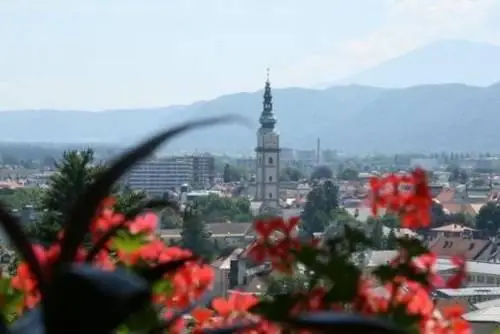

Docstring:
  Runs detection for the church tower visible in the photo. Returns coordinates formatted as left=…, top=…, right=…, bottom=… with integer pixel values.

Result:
left=255, top=69, right=281, bottom=213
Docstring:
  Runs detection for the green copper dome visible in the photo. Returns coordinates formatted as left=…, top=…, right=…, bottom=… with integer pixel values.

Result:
left=259, top=77, right=276, bottom=129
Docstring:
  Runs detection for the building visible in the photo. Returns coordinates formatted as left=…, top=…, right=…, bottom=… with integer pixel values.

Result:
left=192, top=154, right=215, bottom=189
left=124, top=157, right=193, bottom=197
left=410, top=158, right=439, bottom=171
left=280, top=147, right=295, bottom=167
left=124, top=154, right=215, bottom=197
left=254, top=71, right=281, bottom=214
left=295, top=150, right=316, bottom=163
left=235, top=157, right=256, bottom=173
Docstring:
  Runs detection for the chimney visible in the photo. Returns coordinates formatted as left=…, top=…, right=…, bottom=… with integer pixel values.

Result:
left=229, top=259, right=239, bottom=289
left=228, top=257, right=246, bottom=289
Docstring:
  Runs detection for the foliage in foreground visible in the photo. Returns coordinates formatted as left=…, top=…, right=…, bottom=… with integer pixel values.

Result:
left=0, top=117, right=470, bottom=333
left=0, top=169, right=470, bottom=333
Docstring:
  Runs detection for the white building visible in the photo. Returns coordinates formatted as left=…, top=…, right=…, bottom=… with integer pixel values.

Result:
left=124, top=154, right=215, bottom=197
left=410, top=158, right=439, bottom=171
left=254, top=72, right=281, bottom=214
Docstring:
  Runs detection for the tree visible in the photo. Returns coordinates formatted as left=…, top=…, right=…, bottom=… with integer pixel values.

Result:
left=446, top=165, right=468, bottom=184
left=223, top=164, right=242, bottom=183
left=0, top=188, right=43, bottom=210
left=280, top=166, right=304, bottom=182
left=387, top=228, right=398, bottom=249
left=371, top=219, right=386, bottom=250
left=476, top=202, right=500, bottom=236
left=194, top=194, right=253, bottom=223
left=430, top=201, right=447, bottom=227
left=26, top=149, right=103, bottom=244
left=160, top=207, right=183, bottom=229
left=310, top=165, right=333, bottom=180
left=25, top=149, right=143, bottom=244
left=180, top=206, right=214, bottom=259
left=266, top=273, right=308, bottom=296
left=337, top=168, right=359, bottom=181
left=380, top=214, right=399, bottom=229
left=301, top=180, right=339, bottom=234
left=114, top=188, right=148, bottom=213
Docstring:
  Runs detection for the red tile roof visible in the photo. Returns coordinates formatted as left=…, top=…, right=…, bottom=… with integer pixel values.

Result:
left=435, top=188, right=455, bottom=203
left=440, top=202, right=476, bottom=215
left=429, top=237, right=490, bottom=260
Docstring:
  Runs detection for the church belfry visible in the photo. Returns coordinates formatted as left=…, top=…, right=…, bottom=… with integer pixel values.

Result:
left=255, top=69, right=281, bottom=213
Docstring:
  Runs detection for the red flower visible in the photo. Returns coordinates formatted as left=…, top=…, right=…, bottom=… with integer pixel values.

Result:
left=247, top=216, right=302, bottom=273
left=368, top=168, right=432, bottom=229
left=128, top=212, right=157, bottom=235
left=446, top=255, right=466, bottom=289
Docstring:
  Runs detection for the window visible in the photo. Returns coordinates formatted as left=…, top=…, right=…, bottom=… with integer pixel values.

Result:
left=496, top=278, right=500, bottom=285
left=268, top=157, right=273, bottom=164
left=478, top=275, right=485, bottom=283
left=268, top=176, right=272, bottom=182
left=268, top=193, right=272, bottom=198
left=487, top=276, right=494, bottom=284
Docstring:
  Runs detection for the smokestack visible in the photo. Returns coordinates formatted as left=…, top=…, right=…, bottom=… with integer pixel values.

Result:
left=316, top=138, right=321, bottom=164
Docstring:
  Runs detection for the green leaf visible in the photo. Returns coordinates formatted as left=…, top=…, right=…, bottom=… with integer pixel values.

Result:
left=111, top=230, right=147, bottom=252
left=152, top=279, right=172, bottom=295
left=124, top=303, right=160, bottom=332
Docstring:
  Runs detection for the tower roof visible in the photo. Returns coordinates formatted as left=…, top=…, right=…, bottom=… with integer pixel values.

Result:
left=259, top=68, right=276, bottom=129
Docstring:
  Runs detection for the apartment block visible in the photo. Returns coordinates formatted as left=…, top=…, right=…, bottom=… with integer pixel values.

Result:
left=124, top=154, right=215, bottom=197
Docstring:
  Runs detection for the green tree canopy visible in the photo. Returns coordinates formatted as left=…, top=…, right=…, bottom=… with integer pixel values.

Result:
left=476, top=202, right=500, bottom=236
left=223, top=164, right=243, bottom=183
left=371, top=218, right=386, bottom=250
left=114, top=188, right=148, bottom=214
left=446, top=165, right=468, bottom=184
left=0, top=188, right=43, bottom=210
left=180, top=206, right=214, bottom=259
left=337, top=168, right=359, bottom=181
left=279, top=166, right=304, bottom=182
left=193, top=194, right=253, bottom=223
left=26, top=149, right=104, bottom=244
left=310, top=165, right=333, bottom=180
left=300, top=180, right=339, bottom=235
left=159, top=207, right=184, bottom=229
left=25, top=149, right=144, bottom=244
left=266, top=273, right=309, bottom=296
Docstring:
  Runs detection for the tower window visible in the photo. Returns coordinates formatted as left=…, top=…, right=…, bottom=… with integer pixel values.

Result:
left=268, top=193, right=272, bottom=198
left=268, top=176, right=272, bottom=182
left=268, top=157, right=273, bottom=164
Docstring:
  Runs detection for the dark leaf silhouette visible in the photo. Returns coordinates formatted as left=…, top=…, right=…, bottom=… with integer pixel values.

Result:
left=56, top=115, right=241, bottom=271
left=137, top=257, right=197, bottom=283
left=285, top=312, right=404, bottom=334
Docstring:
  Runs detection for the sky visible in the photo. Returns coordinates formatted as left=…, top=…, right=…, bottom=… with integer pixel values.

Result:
left=0, top=0, right=499, bottom=110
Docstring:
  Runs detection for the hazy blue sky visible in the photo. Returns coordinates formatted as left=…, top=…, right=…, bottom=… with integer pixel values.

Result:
left=0, top=0, right=499, bottom=110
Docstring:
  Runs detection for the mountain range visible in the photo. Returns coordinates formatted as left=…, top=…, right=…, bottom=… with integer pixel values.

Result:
left=333, top=39, right=500, bottom=88
left=2, top=39, right=500, bottom=154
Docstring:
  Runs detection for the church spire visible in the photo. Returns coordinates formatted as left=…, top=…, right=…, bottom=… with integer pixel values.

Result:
left=259, top=68, right=276, bottom=129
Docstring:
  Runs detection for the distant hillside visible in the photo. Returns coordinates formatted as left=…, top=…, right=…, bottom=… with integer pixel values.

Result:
left=2, top=82, right=500, bottom=154
left=332, top=39, right=500, bottom=88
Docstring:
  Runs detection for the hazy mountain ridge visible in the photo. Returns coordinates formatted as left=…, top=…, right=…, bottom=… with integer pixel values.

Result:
left=2, top=82, right=500, bottom=154
left=332, top=40, right=500, bottom=88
